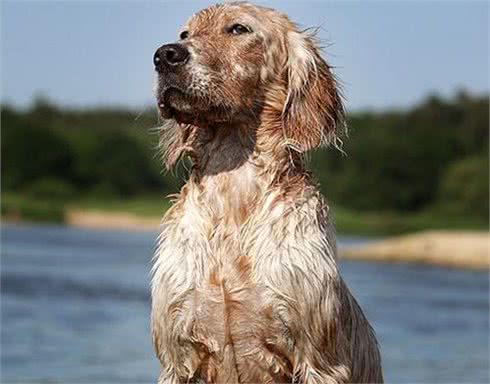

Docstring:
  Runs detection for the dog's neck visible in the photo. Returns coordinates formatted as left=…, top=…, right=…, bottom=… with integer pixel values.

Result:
left=184, top=120, right=305, bottom=225
left=192, top=124, right=256, bottom=176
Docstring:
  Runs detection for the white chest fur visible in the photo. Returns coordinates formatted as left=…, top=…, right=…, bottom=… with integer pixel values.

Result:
left=150, top=159, right=341, bottom=381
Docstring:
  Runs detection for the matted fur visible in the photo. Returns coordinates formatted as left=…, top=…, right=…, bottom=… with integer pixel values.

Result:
left=151, top=2, right=383, bottom=383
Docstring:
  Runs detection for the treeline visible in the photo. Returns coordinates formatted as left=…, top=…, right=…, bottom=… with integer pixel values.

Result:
left=311, top=91, right=488, bottom=219
left=1, top=91, right=488, bottom=220
left=2, top=99, right=175, bottom=200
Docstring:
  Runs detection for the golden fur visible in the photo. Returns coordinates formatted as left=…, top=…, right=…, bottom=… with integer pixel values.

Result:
left=151, top=2, right=383, bottom=383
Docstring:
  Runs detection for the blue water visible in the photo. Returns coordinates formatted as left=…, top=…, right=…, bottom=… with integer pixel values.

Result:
left=1, top=223, right=488, bottom=383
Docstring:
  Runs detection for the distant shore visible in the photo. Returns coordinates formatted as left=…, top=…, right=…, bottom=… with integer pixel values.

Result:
left=63, top=209, right=489, bottom=270
left=66, top=209, right=161, bottom=232
left=3, top=192, right=488, bottom=237
left=341, top=230, right=489, bottom=270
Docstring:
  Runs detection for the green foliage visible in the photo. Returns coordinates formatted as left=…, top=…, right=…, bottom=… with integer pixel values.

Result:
left=24, top=177, right=77, bottom=201
left=1, top=102, right=172, bottom=198
left=1, top=194, right=65, bottom=223
left=70, top=129, right=162, bottom=196
left=1, top=108, right=74, bottom=190
left=1, top=91, right=488, bottom=228
left=437, top=155, right=489, bottom=219
left=310, top=92, right=489, bottom=215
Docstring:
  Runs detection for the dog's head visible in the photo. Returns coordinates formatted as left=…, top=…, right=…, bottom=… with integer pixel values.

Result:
left=154, top=2, right=344, bottom=159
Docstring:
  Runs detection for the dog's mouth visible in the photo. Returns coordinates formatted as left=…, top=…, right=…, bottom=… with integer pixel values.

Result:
left=157, top=87, right=194, bottom=119
left=157, top=87, right=232, bottom=126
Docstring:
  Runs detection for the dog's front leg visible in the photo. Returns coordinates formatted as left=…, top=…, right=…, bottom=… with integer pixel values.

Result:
left=244, top=194, right=354, bottom=383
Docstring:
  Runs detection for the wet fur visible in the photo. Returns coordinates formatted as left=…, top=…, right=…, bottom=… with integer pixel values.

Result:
left=151, top=3, right=383, bottom=383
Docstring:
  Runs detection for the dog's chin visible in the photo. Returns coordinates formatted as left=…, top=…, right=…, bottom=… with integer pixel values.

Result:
left=157, top=88, right=231, bottom=126
left=157, top=88, right=193, bottom=121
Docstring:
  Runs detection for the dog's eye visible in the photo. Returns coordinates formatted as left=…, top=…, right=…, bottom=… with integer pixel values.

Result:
left=179, top=30, right=189, bottom=40
left=228, top=24, right=252, bottom=35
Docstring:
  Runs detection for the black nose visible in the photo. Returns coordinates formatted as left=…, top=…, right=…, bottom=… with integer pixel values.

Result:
left=154, top=44, right=189, bottom=70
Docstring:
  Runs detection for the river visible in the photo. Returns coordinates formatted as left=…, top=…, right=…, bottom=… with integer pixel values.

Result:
left=1, top=223, right=488, bottom=383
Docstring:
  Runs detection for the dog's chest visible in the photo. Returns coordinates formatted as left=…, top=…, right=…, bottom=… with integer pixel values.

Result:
left=152, top=176, right=333, bottom=313
left=151, top=175, right=336, bottom=380
left=153, top=169, right=264, bottom=290
left=153, top=186, right=284, bottom=377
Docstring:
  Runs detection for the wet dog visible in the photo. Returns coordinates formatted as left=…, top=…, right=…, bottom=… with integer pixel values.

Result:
left=151, top=3, right=383, bottom=383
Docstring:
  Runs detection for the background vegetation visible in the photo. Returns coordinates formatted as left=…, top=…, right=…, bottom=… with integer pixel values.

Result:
left=1, top=91, right=488, bottom=234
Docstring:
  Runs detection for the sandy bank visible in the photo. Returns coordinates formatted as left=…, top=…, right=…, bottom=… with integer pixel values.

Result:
left=66, top=210, right=161, bottom=232
left=341, top=230, right=489, bottom=270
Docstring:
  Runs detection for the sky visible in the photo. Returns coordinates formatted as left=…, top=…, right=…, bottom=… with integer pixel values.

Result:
left=1, top=0, right=488, bottom=112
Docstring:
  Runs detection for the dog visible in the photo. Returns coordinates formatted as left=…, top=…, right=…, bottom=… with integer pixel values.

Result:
left=151, top=2, right=383, bottom=383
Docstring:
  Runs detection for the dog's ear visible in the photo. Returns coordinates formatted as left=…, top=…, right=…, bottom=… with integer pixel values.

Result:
left=282, top=30, right=345, bottom=152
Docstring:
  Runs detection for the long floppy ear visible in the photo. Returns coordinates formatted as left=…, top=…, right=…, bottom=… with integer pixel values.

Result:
left=282, top=30, right=345, bottom=152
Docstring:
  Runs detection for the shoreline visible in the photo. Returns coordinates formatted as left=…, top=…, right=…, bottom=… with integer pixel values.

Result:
left=341, top=230, right=489, bottom=270
left=6, top=209, right=490, bottom=270
left=65, top=209, right=162, bottom=232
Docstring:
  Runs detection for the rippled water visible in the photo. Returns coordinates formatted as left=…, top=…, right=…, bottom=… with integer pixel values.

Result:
left=1, top=223, right=488, bottom=383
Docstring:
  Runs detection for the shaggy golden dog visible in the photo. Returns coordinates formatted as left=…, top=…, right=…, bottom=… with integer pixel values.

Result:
left=151, top=2, right=383, bottom=383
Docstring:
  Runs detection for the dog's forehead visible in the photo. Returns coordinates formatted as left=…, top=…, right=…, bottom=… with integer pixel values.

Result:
left=183, top=2, right=282, bottom=33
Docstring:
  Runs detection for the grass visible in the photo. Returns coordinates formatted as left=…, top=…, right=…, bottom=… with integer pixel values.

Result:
left=1, top=193, right=65, bottom=223
left=71, top=195, right=170, bottom=217
left=1, top=193, right=169, bottom=224
left=1, top=192, right=487, bottom=235
left=333, top=206, right=488, bottom=236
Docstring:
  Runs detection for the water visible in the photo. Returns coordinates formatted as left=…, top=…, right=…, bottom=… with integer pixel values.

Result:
left=1, top=223, right=488, bottom=383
